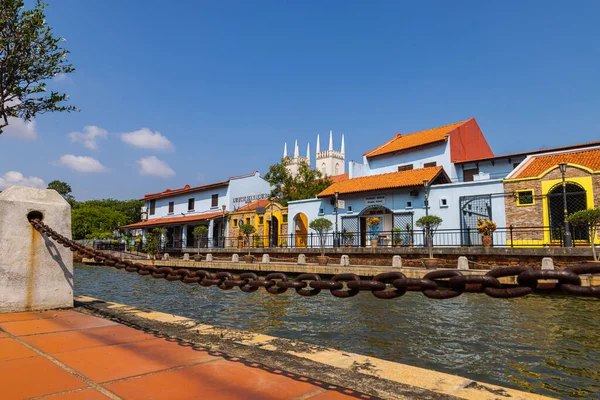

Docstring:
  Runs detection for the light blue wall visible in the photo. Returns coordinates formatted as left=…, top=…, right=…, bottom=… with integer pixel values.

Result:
left=227, top=172, right=272, bottom=211
left=456, top=156, right=526, bottom=182
left=146, top=186, right=228, bottom=219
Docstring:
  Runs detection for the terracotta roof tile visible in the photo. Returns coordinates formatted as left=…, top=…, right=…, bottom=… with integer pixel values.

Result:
left=512, top=148, right=600, bottom=179
left=330, top=173, right=349, bottom=183
left=364, top=120, right=468, bottom=158
left=318, top=166, right=447, bottom=197
left=122, top=211, right=226, bottom=229
left=235, top=199, right=271, bottom=212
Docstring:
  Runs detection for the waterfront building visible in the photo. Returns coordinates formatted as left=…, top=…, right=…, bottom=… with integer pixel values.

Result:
left=228, top=199, right=289, bottom=248
left=122, top=171, right=272, bottom=250
left=504, top=145, right=600, bottom=246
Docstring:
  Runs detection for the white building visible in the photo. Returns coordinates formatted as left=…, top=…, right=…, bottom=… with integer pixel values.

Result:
left=284, top=131, right=345, bottom=177
left=122, top=171, right=272, bottom=249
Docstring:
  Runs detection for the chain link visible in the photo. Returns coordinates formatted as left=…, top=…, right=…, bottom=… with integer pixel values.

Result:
left=30, top=219, right=600, bottom=300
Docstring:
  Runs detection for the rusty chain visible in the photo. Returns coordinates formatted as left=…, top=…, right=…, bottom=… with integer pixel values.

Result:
left=30, top=219, right=600, bottom=300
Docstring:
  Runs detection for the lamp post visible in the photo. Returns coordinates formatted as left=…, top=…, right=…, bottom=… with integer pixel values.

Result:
left=221, top=204, right=226, bottom=248
left=334, top=191, right=339, bottom=248
left=269, top=198, right=274, bottom=247
left=559, top=163, right=573, bottom=247
left=423, top=179, right=430, bottom=250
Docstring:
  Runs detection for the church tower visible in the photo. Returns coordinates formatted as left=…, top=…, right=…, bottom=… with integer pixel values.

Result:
left=316, top=131, right=345, bottom=177
left=283, top=140, right=309, bottom=176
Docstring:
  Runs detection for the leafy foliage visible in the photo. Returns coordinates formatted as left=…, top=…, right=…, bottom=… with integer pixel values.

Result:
left=47, top=180, right=74, bottom=204
left=568, top=208, right=600, bottom=261
left=264, top=158, right=333, bottom=206
left=476, top=218, right=497, bottom=236
left=71, top=198, right=143, bottom=240
left=416, top=215, right=443, bottom=230
left=145, top=228, right=165, bottom=257
left=0, top=0, right=77, bottom=135
left=192, top=225, right=209, bottom=250
left=239, top=223, right=256, bottom=254
left=309, top=217, right=332, bottom=255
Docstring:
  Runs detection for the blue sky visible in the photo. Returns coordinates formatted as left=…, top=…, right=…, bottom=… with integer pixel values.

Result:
left=2, top=0, right=600, bottom=200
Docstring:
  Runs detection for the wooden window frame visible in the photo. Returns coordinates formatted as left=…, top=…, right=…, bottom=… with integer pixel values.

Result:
left=149, top=199, right=156, bottom=216
left=423, top=161, right=437, bottom=168
left=211, top=194, right=218, bottom=208
left=398, top=164, right=413, bottom=172
left=188, top=198, right=195, bottom=211
left=516, top=189, right=535, bottom=206
left=232, top=219, right=238, bottom=227
left=463, top=168, right=479, bottom=182
left=168, top=201, right=174, bottom=214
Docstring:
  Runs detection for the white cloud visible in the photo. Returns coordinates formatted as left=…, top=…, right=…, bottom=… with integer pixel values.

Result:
left=68, top=125, right=108, bottom=150
left=0, top=171, right=46, bottom=190
left=120, top=128, right=174, bottom=151
left=57, top=154, right=109, bottom=173
left=54, top=72, right=68, bottom=82
left=2, top=118, right=37, bottom=140
left=137, top=156, right=175, bottom=178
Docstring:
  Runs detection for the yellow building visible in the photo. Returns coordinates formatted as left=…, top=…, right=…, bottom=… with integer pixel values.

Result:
left=228, top=200, right=289, bottom=247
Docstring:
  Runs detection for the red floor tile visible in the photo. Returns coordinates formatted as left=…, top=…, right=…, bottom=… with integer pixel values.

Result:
left=0, top=310, right=80, bottom=323
left=105, top=359, right=326, bottom=400
left=43, top=388, right=111, bottom=400
left=0, top=338, right=37, bottom=361
left=0, top=356, right=86, bottom=399
left=54, top=338, right=215, bottom=383
left=21, top=324, right=155, bottom=354
left=0, top=313, right=117, bottom=336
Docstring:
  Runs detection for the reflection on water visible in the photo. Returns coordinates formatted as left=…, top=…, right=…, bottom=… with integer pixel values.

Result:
left=74, top=264, right=600, bottom=399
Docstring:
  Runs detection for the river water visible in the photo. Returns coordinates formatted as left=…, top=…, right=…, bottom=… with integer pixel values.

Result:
left=74, top=264, right=600, bottom=399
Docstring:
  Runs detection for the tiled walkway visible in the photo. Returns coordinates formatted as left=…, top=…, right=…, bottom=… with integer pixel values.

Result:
left=0, top=310, right=374, bottom=400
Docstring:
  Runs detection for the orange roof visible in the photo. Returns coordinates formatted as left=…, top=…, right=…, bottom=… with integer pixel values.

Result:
left=235, top=199, right=271, bottom=212
left=318, top=166, right=449, bottom=197
left=364, top=120, right=469, bottom=158
left=122, top=211, right=226, bottom=229
left=330, top=173, right=349, bottom=183
left=511, top=148, right=600, bottom=179
left=142, top=171, right=259, bottom=200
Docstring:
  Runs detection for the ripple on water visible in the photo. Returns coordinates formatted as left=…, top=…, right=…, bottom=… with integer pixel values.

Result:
left=74, top=264, right=600, bottom=399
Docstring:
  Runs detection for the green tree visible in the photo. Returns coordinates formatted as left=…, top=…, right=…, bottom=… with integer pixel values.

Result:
left=568, top=208, right=600, bottom=261
left=47, top=180, right=74, bottom=204
left=0, top=0, right=76, bottom=135
left=70, top=199, right=143, bottom=239
left=309, top=217, right=332, bottom=256
left=264, top=158, right=332, bottom=205
left=145, top=228, right=166, bottom=258
left=416, top=215, right=443, bottom=259
left=238, top=223, right=256, bottom=255
left=192, top=225, right=209, bottom=254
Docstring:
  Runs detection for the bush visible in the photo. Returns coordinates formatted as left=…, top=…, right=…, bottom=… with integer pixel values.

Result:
left=476, top=218, right=497, bottom=236
left=309, top=218, right=333, bottom=256
left=416, top=215, right=443, bottom=230
left=568, top=208, right=600, bottom=261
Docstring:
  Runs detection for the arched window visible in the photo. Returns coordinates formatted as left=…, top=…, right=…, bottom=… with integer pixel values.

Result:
left=321, top=163, right=326, bottom=175
left=548, top=182, right=588, bottom=241
left=335, top=163, right=340, bottom=175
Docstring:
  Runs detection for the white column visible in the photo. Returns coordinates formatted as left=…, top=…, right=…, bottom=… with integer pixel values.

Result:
left=182, top=225, right=188, bottom=248
left=208, top=220, right=214, bottom=248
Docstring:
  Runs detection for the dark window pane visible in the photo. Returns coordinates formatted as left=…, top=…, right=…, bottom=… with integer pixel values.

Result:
left=423, top=161, right=437, bottom=168
left=211, top=194, right=218, bottom=208
left=463, top=168, right=479, bottom=182
left=398, top=164, right=413, bottom=172
left=150, top=200, right=156, bottom=215
left=188, top=198, right=195, bottom=210
left=168, top=202, right=174, bottom=213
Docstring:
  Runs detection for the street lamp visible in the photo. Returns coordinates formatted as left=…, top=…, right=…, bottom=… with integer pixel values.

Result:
left=269, top=198, right=274, bottom=247
left=334, top=191, right=339, bottom=248
left=423, top=179, right=429, bottom=217
left=221, top=204, right=226, bottom=248
left=559, top=163, right=573, bottom=247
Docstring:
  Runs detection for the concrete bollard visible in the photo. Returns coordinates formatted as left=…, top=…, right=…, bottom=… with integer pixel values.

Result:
left=183, top=253, right=190, bottom=261
left=262, top=254, right=270, bottom=263
left=232, top=254, right=239, bottom=263
left=162, top=253, right=170, bottom=261
left=340, top=255, right=350, bottom=266
left=298, top=254, right=306, bottom=264
left=457, top=256, right=469, bottom=270
left=392, top=255, right=402, bottom=268
left=0, top=186, right=73, bottom=312
left=541, top=257, right=554, bottom=270
left=205, top=254, right=213, bottom=262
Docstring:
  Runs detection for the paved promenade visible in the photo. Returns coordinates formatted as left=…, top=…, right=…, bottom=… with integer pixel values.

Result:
left=0, top=309, right=370, bottom=400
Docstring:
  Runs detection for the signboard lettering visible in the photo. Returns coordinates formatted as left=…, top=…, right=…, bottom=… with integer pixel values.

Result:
left=365, top=195, right=386, bottom=206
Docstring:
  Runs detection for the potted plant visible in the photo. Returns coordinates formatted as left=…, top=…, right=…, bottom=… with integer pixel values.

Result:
left=477, top=218, right=496, bottom=248
left=343, top=231, right=354, bottom=247
left=309, top=217, right=333, bottom=265
left=239, top=223, right=256, bottom=263
left=280, top=239, right=288, bottom=248
left=405, top=223, right=413, bottom=247
left=237, top=232, right=244, bottom=248
left=192, top=225, right=209, bottom=255
left=416, top=215, right=443, bottom=269
left=568, top=208, right=600, bottom=261
left=392, top=227, right=402, bottom=247
left=367, top=217, right=381, bottom=248
left=253, top=233, right=261, bottom=248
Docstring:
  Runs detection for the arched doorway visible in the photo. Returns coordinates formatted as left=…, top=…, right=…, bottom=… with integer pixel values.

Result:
left=269, top=216, right=279, bottom=247
left=358, top=206, right=392, bottom=247
left=294, top=213, right=308, bottom=248
left=548, top=182, right=588, bottom=242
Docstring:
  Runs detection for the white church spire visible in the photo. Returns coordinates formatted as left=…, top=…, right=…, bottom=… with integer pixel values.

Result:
left=294, top=139, right=299, bottom=158
left=328, top=130, right=333, bottom=151
left=306, top=143, right=311, bottom=164
left=341, top=134, right=345, bottom=154
left=316, top=134, right=320, bottom=153
left=283, top=143, right=288, bottom=158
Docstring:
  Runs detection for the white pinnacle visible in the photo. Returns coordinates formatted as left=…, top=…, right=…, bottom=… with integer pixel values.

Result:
left=306, top=143, right=311, bottom=163
left=294, top=139, right=299, bottom=158
left=316, top=134, right=321, bottom=153
left=329, top=130, right=333, bottom=151
left=341, top=134, right=345, bottom=154
left=283, top=143, right=288, bottom=158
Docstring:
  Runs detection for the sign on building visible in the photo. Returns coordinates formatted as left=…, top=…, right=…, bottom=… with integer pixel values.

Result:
left=232, top=193, right=270, bottom=207
left=337, top=200, right=346, bottom=209
left=365, top=195, right=386, bottom=205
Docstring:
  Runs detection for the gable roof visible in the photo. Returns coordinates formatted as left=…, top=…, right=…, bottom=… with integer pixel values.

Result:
left=364, top=118, right=494, bottom=162
left=317, top=166, right=449, bottom=197
left=142, top=170, right=259, bottom=201
left=330, top=173, right=349, bottom=183
left=121, top=211, right=226, bottom=229
left=508, top=147, right=600, bottom=179
left=364, top=120, right=468, bottom=158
